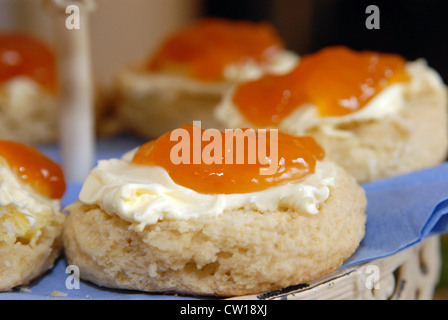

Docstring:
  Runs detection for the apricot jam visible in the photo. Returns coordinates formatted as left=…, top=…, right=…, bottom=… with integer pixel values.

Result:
left=232, top=46, right=410, bottom=126
left=147, top=18, right=284, bottom=81
left=132, top=125, right=324, bottom=194
left=0, top=32, right=57, bottom=93
left=0, top=141, right=66, bottom=199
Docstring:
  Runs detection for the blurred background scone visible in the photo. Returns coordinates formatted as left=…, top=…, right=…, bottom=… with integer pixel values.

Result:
left=112, top=18, right=298, bottom=139
left=0, top=32, right=59, bottom=143
left=216, top=46, right=448, bottom=183
left=0, top=141, right=66, bottom=291
left=63, top=125, right=366, bottom=296
left=0, top=31, right=113, bottom=144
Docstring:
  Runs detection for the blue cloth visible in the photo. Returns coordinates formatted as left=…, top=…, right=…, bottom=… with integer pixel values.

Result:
left=1, top=137, right=447, bottom=299
left=344, top=161, right=448, bottom=267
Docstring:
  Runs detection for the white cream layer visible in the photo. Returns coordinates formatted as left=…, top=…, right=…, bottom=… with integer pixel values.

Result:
left=79, top=152, right=336, bottom=230
left=0, top=160, right=60, bottom=226
left=215, top=60, right=446, bottom=136
left=223, top=50, right=299, bottom=82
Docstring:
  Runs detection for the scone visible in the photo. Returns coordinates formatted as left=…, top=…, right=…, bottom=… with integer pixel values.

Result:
left=0, top=31, right=112, bottom=143
left=216, top=46, right=448, bottom=183
left=0, top=140, right=66, bottom=291
left=63, top=124, right=366, bottom=296
left=0, top=32, right=60, bottom=143
left=112, top=18, right=298, bottom=138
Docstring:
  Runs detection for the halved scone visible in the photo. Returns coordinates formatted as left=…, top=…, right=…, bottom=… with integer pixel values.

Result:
left=0, top=141, right=66, bottom=291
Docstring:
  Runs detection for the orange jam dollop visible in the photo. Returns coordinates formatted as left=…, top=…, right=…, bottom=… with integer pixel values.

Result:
left=146, top=18, right=284, bottom=82
left=132, top=125, right=324, bottom=194
left=0, top=32, right=57, bottom=93
left=232, top=46, right=410, bottom=126
left=0, top=141, right=66, bottom=199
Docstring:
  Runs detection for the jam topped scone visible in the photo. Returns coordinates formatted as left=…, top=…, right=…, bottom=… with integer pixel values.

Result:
left=216, top=46, right=448, bottom=182
left=0, top=33, right=56, bottom=93
left=0, top=31, right=112, bottom=142
left=63, top=125, right=366, bottom=296
left=113, top=18, right=298, bottom=138
left=0, top=32, right=59, bottom=143
left=0, top=141, right=66, bottom=291
left=147, top=18, right=295, bottom=83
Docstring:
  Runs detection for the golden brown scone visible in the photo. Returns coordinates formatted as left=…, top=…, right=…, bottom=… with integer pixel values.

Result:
left=63, top=164, right=366, bottom=297
left=112, top=67, right=228, bottom=138
left=304, top=87, right=448, bottom=183
left=0, top=206, right=65, bottom=291
left=0, top=77, right=112, bottom=143
left=0, top=31, right=112, bottom=143
left=216, top=58, right=448, bottom=183
left=111, top=18, right=298, bottom=139
left=0, top=140, right=67, bottom=291
left=0, top=78, right=58, bottom=144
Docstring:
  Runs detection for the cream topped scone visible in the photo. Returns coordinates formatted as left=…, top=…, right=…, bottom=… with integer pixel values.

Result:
left=0, top=32, right=112, bottom=142
left=0, top=141, right=66, bottom=291
left=0, top=32, right=59, bottom=143
left=215, top=46, right=448, bottom=183
left=113, top=18, right=298, bottom=138
left=63, top=124, right=366, bottom=297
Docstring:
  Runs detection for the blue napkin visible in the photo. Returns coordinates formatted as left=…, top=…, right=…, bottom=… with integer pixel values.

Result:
left=1, top=137, right=447, bottom=299
left=344, top=161, right=448, bottom=267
